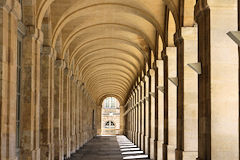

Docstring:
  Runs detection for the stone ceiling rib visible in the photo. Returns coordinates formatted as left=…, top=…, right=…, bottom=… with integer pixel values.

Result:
left=62, top=23, right=153, bottom=57
left=69, top=37, right=148, bottom=65
left=87, top=73, right=131, bottom=88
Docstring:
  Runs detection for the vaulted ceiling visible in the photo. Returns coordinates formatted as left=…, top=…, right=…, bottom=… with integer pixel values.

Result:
left=35, top=0, right=180, bottom=105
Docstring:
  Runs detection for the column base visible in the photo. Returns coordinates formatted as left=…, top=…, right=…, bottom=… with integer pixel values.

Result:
left=60, top=139, right=64, bottom=160
left=63, top=137, right=68, bottom=158
left=167, top=145, right=176, bottom=160
left=127, top=131, right=131, bottom=140
left=149, top=138, right=156, bottom=159
left=54, top=141, right=61, bottom=160
left=182, top=151, right=198, bottom=160
left=144, top=136, right=149, bottom=154
left=132, top=131, right=135, bottom=143
left=79, top=132, right=83, bottom=147
left=67, top=137, right=71, bottom=158
left=140, top=133, right=145, bottom=151
left=76, top=133, right=80, bottom=148
left=135, top=131, right=138, bottom=144
left=162, top=143, right=168, bottom=160
left=130, top=131, right=133, bottom=141
left=40, top=144, right=51, bottom=160
left=137, top=132, right=141, bottom=147
left=34, top=148, right=41, bottom=160
left=157, top=141, right=164, bottom=160
left=71, top=134, right=77, bottom=153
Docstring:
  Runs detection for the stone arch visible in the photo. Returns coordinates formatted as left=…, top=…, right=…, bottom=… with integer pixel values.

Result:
left=163, top=0, right=179, bottom=29
left=168, top=10, right=176, bottom=47
left=183, top=0, right=196, bottom=26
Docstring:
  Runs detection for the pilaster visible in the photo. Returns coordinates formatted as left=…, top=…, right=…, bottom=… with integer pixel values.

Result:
left=166, top=46, right=177, bottom=160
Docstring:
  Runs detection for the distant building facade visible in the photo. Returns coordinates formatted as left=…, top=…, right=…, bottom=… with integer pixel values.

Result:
left=101, top=97, right=120, bottom=135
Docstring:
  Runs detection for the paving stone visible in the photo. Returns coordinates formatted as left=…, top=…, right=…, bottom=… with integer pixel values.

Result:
left=70, top=136, right=123, bottom=160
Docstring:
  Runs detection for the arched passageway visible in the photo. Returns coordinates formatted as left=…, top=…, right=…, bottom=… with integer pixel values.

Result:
left=101, top=97, right=121, bottom=135
left=0, top=0, right=239, bottom=160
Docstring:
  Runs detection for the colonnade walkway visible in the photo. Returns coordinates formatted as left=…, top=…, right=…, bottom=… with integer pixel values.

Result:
left=69, top=136, right=150, bottom=160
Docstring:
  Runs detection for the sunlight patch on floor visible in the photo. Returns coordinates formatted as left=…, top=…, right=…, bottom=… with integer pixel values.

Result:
left=116, top=135, right=149, bottom=159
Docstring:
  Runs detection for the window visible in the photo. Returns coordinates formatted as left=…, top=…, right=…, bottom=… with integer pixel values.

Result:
left=16, top=37, right=22, bottom=154
left=103, top=97, right=119, bottom=108
left=105, top=121, right=115, bottom=128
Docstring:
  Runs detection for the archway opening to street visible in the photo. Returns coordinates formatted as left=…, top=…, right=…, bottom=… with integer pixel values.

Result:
left=101, top=97, right=120, bottom=135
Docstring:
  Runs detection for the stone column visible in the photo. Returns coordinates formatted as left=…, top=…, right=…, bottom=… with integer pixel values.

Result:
left=120, top=105, right=125, bottom=135
left=0, top=1, right=22, bottom=159
left=18, top=23, right=42, bottom=160
left=78, top=81, right=82, bottom=148
left=144, top=75, right=150, bottom=154
left=39, top=45, right=53, bottom=160
left=75, top=77, right=80, bottom=150
left=69, top=75, right=73, bottom=152
left=195, top=1, right=238, bottom=159
left=149, top=69, right=155, bottom=159
left=75, top=81, right=79, bottom=149
left=130, top=95, right=133, bottom=141
left=154, top=64, right=159, bottom=160
left=181, top=27, right=198, bottom=159
left=70, top=75, right=76, bottom=153
left=59, top=61, right=64, bottom=159
left=162, top=53, right=168, bottom=160
left=82, top=88, right=87, bottom=144
left=79, top=85, right=83, bottom=147
left=128, top=102, right=131, bottom=140
left=140, top=81, right=145, bottom=151
left=135, top=90, right=138, bottom=145
left=124, top=106, right=128, bottom=136
left=132, top=92, right=135, bottom=144
left=62, top=67, right=69, bottom=158
left=125, top=107, right=128, bottom=137
left=96, top=105, right=102, bottom=135
left=128, top=104, right=131, bottom=139
left=137, top=85, right=141, bottom=147
left=134, top=89, right=138, bottom=145
left=167, top=46, right=177, bottom=160
left=67, top=68, right=72, bottom=157
left=156, top=60, right=164, bottom=160
left=53, top=59, right=64, bottom=160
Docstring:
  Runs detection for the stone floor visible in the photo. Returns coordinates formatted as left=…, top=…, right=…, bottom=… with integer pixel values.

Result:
left=69, top=136, right=150, bottom=160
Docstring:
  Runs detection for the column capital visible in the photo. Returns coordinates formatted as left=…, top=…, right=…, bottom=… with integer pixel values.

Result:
left=181, top=27, right=198, bottom=40
left=68, top=70, right=73, bottom=78
left=64, top=67, right=69, bottom=76
left=26, top=26, right=43, bottom=43
left=194, top=0, right=209, bottom=22
left=41, top=45, right=53, bottom=57
left=144, top=75, right=149, bottom=81
left=137, top=85, right=141, bottom=90
left=70, top=74, right=75, bottom=81
left=149, top=68, right=155, bottom=76
left=54, top=59, right=64, bottom=69
left=174, top=31, right=183, bottom=46
left=140, top=80, right=144, bottom=87
left=73, top=74, right=79, bottom=83
left=156, top=59, right=164, bottom=68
